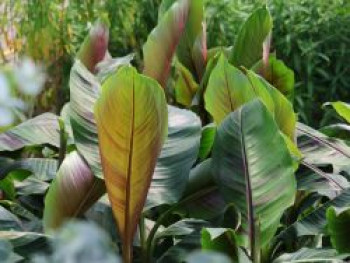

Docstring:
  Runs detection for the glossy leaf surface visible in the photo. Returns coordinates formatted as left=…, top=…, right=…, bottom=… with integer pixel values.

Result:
left=212, top=99, right=296, bottom=249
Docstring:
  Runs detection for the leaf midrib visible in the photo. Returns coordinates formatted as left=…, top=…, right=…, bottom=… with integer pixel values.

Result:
left=239, top=109, right=256, bottom=259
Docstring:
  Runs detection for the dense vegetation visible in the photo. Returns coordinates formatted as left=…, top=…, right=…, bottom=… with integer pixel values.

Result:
left=1, top=0, right=350, bottom=262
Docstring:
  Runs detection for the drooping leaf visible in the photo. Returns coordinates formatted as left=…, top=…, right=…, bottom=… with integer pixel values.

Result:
left=252, top=55, right=295, bottom=101
left=211, top=99, right=296, bottom=249
left=201, top=228, right=239, bottom=261
left=204, top=54, right=255, bottom=124
left=325, top=101, right=350, bottom=124
left=94, top=66, right=167, bottom=262
left=230, top=6, right=272, bottom=68
left=69, top=60, right=103, bottom=178
left=327, top=206, right=350, bottom=253
left=273, top=248, right=349, bottom=263
left=43, top=151, right=105, bottom=231
left=143, top=0, right=191, bottom=88
left=174, top=61, right=199, bottom=107
left=0, top=158, right=58, bottom=181
left=147, top=105, right=201, bottom=208
left=76, top=19, right=109, bottom=73
left=0, top=113, right=60, bottom=151
left=198, top=123, right=216, bottom=161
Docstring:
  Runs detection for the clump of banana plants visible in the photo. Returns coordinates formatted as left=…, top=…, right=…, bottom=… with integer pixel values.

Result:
left=1, top=1, right=350, bottom=263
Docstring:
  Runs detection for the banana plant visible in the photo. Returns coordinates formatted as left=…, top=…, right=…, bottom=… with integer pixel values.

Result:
left=1, top=1, right=350, bottom=263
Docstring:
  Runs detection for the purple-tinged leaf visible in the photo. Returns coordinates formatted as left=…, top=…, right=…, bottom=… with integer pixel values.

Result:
left=0, top=113, right=60, bottom=151
left=43, top=151, right=105, bottom=231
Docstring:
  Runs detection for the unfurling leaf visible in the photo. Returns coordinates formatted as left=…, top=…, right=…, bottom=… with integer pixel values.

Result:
left=94, top=66, right=168, bottom=262
left=43, top=151, right=105, bottom=231
left=143, top=0, right=191, bottom=88
left=76, top=20, right=109, bottom=73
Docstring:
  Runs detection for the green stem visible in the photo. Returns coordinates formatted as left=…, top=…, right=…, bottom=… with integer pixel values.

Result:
left=145, top=186, right=217, bottom=263
left=58, top=119, right=67, bottom=168
left=139, top=214, right=146, bottom=259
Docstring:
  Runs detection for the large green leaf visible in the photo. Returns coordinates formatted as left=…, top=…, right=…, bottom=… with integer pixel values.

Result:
left=0, top=113, right=60, bottom=151
left=211, top=99, right=296, bottom=252
left=230, top=6, right=272, bottom=68
left=327, top=206, right=350, bottom=253
left=43, top=151, right=105, bottom=231
left=273, top=248, right=349, bottom=263
left=76, top=19, right=109, bottom=73
left=143, top=0, right=191, bottom=88
left=94, top=66, right=167, bottom=262
left=69, top=60, right=103, bottom=178
left=147, top=105, right=201, bottom=208
left=204, top=54, right=255, bottom=124
left=252, top=55, right=295, bottom=101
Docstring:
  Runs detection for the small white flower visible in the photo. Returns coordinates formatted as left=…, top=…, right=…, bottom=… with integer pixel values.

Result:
left=0, top=106, right=14, bottom=126
left=14, top=58, right=46, bottom=96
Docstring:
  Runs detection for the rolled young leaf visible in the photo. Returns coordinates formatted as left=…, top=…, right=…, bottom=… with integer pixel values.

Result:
left=211, top=99, right=296, bottom=254
left=76, top=19, right=109, bottom=73
left=94, top=66, right=168, bottom=262
left=43, top=151, right=106, bottom=231
left=230, top=6, right=272, bottom=68
left=143, top=0, right=191, bottom=88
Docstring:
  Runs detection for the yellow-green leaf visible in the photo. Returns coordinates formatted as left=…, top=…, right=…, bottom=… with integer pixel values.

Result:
left=94, top=66, right=168, bottom=262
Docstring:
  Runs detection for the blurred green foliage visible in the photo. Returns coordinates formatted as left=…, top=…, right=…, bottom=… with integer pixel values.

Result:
left=0, top=0, right=349, bottom=127
left=205, top=0, right=350, bottom=127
